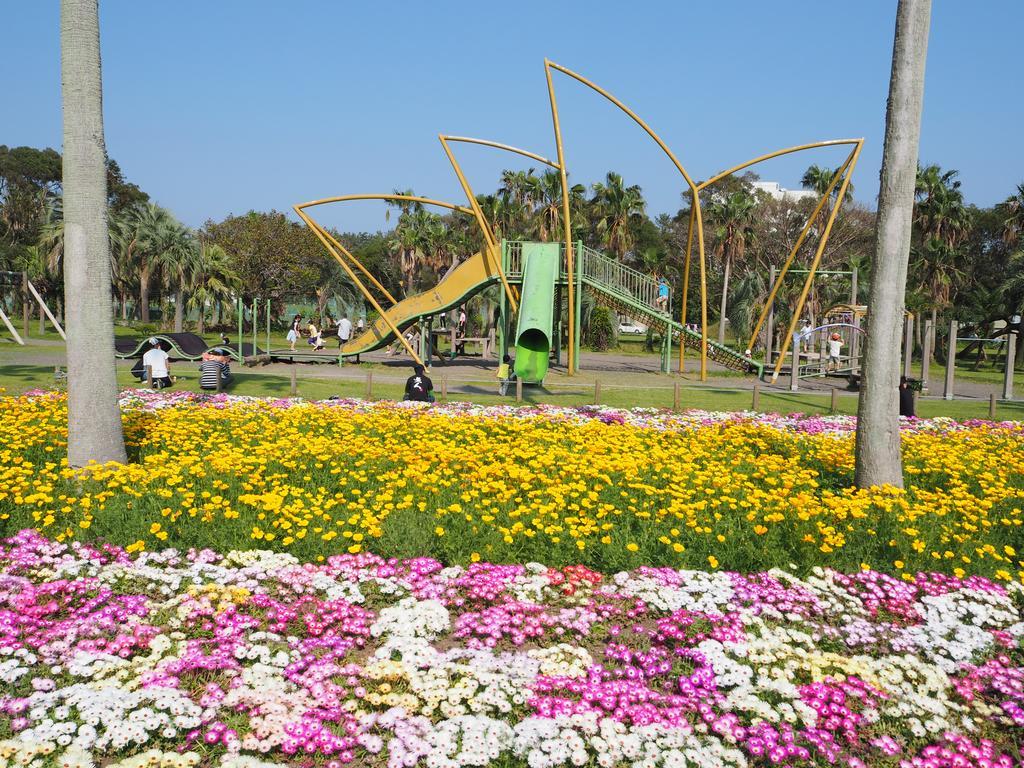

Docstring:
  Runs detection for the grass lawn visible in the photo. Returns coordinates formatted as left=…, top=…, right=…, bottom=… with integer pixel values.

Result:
left=3, top=358, right=1023, bottom=421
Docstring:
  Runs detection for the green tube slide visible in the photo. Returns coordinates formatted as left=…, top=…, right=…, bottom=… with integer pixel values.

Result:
left=514, top=242, right=560, bottom=383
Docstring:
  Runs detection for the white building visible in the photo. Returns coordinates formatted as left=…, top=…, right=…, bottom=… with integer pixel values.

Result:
left=750, top=181, right=817, bottom=203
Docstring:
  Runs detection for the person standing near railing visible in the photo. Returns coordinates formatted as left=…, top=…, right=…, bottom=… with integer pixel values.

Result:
left=655, top=277, right=670, bottom=313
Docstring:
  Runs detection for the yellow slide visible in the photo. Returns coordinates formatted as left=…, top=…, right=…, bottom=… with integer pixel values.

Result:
left=342, top=250, right=498, bottom=355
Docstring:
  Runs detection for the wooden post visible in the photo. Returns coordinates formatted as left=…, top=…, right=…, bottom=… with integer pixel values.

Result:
left=830, top=387, right=839, bottom=414
left=752, top=380, right=761, bottom=411
left=22, top=272, right=30, bottom=338
left=849, top=267, right=860, bottom=366
left=290, top=367, right=297, bottom=396
left=38, top=301, right=44, bottom=335
left=594, top=380, right=601, bottom=404
left=921, top=319, right=933, bottom=393
left=902, top=314, right=914, bottom=378
left=765, top=265, right=776, bottom=367
left=989, top=392, right=997, bottom=420
left=145, top=365, right=152, bottom=388
left=515, top=378, right=523, bottom=403
left=673, top=380, right=681, bottom=411
left=365, top=371, right=373, bottom=400
left=944, top=320, right=957, bottom=401
left=1003, top=317, right=1018, bottom=401
left=215, top=364, right=222, bottom=393
left=790, top=340, right=799, bottom=392
left=441, top=376, right=448, bottom=401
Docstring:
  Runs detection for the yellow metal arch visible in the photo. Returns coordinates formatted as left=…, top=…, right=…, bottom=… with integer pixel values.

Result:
left=697, top=139, right=863, bottom=191
left=438, top=133, right=563, bottom=313
left=295, top=194, right=483, bottom=364
left=544, top=59, right=710, bottom=378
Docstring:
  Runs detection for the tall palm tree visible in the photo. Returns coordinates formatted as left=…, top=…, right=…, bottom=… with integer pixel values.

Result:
left=801, top=164, right=855, bottom=202
left=912, top=166, right=970, bottom=334
left=186, top=242, right=237, bottom=334
left=707, top=190, right=757, bottom=344
left=591, top=172, right=645, bottom=258
left=60, top=0, right=127, bottom=466
left=154, top=222, right=197, bottom=333
left=915, top=164, right=959, bottom=205
left=855, top=0, right=932, bottom=490
left=997, top=182, right=1024, bottom=247
left=132, top=203, right=180, bottom=322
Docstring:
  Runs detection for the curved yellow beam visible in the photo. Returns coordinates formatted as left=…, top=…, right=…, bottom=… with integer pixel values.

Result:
left=771, top=141, right=863, bottom=382
left=294, top=193, right=480, bottom=365
left=679, top=205, right=696, bottom=373
left=745, top=144, right=861, bottom=353
left=304, top=217, right=399, bottom=306
left=438, top=134, right=523, bottom=311
left=545, top=59, right=710, bottom=379
left=295, top=205, right=421, bottom=364
left=442, top=136, right=560, bottom=169
left=296, top=193, right=474, bottom=217
left=697, top=138, right=864, bottom=191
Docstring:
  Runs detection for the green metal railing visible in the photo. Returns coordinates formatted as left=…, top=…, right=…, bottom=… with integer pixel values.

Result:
left=501, top=240, right=762, bottom=375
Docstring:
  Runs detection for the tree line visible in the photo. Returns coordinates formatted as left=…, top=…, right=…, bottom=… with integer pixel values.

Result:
left=2, top=144, right=1021, bottom=349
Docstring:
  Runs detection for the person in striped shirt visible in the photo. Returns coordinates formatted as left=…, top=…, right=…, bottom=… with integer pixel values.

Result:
left=199, top=349, right=232, bottom=390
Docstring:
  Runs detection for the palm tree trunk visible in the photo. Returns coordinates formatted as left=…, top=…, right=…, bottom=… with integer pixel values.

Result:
left=139, top=265, right=151, bottom=322
left=60, top=0, right=127, bottom=466
left=854, top=0, right=932, bottom=489
left=929, top=306, right=937, bottom=361
left=173, top=286, right=184, bottom=333
left=718, top=255, right=732, bottom=345
left=196, top=300, right=206, bottom=334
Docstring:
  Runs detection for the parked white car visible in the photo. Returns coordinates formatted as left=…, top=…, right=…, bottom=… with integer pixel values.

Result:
left=618, top=318, right=648, bottom=335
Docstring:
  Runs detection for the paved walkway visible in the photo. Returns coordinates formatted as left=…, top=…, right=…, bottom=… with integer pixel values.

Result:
left=4, top=337, right=1010, bottom=402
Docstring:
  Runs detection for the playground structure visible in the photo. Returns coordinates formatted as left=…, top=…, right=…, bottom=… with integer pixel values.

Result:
left=114, top=298, right=271, bottom=362
left=293, top=60, right=862, bottom=383
left=0, top=271, right=65, bottom=344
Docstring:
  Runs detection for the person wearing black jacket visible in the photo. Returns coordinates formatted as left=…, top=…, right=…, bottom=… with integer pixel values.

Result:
left=899, top=376, right=916, bottom=417
left=404, top=364, right=434, bottom=402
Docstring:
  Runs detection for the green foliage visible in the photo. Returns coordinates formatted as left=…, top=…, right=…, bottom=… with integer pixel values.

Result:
left=202, top=211, right=323, bottom=306
left=585, top=305, right=616, bottom=351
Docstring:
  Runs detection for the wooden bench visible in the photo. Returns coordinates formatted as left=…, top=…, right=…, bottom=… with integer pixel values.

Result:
left=432, top=327, right=496, bottom=360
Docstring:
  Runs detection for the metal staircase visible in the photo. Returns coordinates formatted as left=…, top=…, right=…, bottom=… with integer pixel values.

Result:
left=502, top=241, right=762, bottom=376
left=577, top=245, right=762, bottom=376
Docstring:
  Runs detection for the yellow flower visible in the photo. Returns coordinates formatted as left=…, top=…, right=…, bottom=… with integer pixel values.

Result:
left=626, top=543, right=639, bottom=553
left=708, top=555, right=719, bottom=569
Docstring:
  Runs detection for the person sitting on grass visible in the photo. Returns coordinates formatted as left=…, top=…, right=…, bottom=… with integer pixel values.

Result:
left=142, top=338, right=173, bottom=389
left=404, top=363, right=434, bottom=402
left=199, top=349, right=232, bottom=391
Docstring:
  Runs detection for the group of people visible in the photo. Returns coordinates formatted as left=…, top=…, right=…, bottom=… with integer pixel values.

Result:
left=287, top=314, right=365, bottom=352
left=138, top=338, right=232, bottom=391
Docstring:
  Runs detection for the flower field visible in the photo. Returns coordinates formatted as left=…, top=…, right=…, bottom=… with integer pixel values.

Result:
left=0, top=531, right=1022, bottom=768
left=1, top=391, right=1023, bottom=580
left=0, top=392, right=1023, bottom=767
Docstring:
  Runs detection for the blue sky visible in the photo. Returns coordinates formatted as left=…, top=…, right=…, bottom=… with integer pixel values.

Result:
left=5, top=1, right=1022, bottom=233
